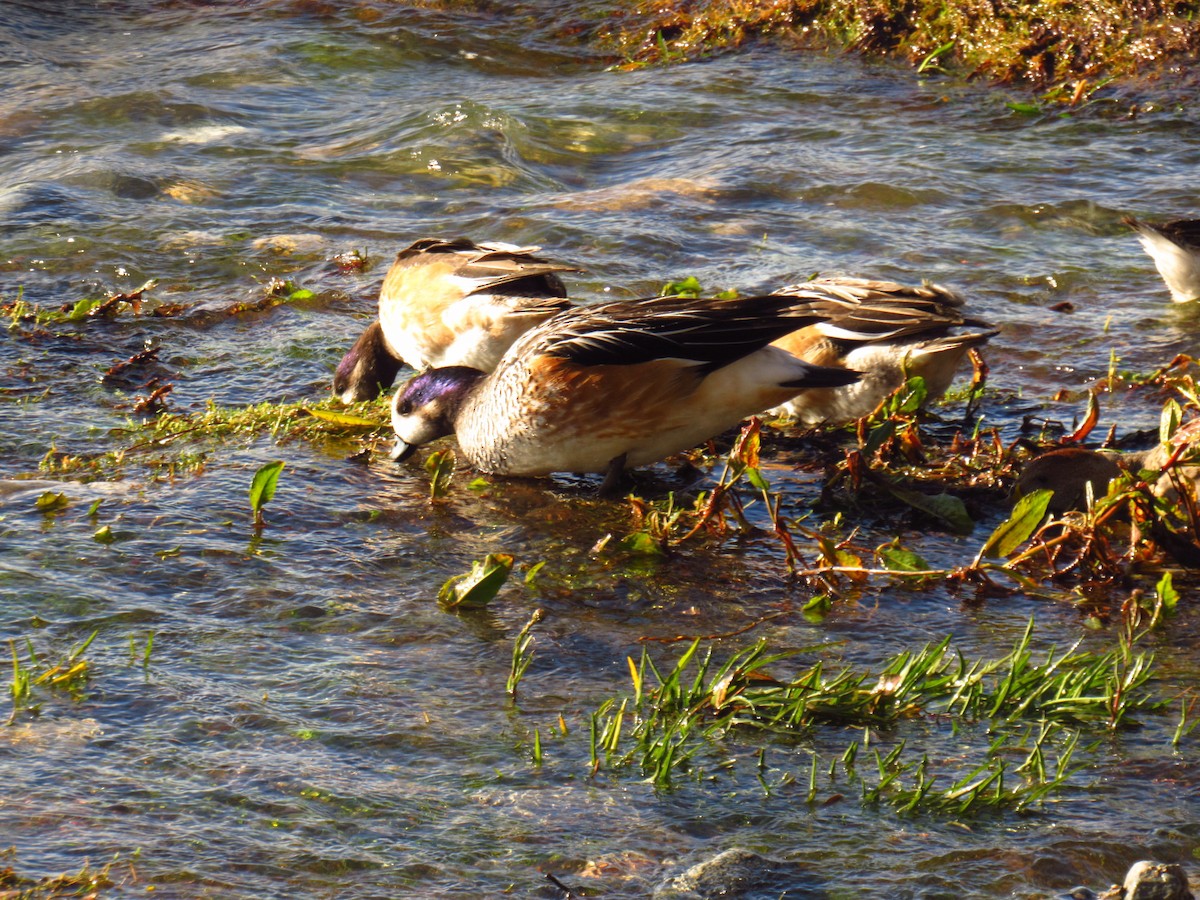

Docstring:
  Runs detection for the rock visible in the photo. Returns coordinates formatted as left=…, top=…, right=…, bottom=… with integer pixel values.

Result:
left=652, top=847, right=823, bottom=899
left=1122, top=861, right=1194, bottom=900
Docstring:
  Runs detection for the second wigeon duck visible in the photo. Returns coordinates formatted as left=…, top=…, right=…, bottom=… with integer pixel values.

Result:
left=1014, top=446, right=1125, bottom=514
left=766, top=277, right=998, bottom=424
left=333, top=237, right=579, bottom=403
left=389, top=290, right=862, bottom=494
left=1124, top=216, right=1200, bottom=304
left=1014, top=419, right=1200, bottom=514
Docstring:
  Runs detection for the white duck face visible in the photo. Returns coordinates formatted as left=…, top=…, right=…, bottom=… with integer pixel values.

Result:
left=389, top=367, right=484, bottom=461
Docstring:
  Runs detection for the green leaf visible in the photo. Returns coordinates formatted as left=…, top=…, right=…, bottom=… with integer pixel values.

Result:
left=303, top=408, right=379, bottom=429
left=862, top=419, right=897, bottom=457
left=878, top=544, right=931, bottom=573
left=745, top=466, right=771, bottom=492
left=978, top=489, right=1051, bottom=559
left=67, top=297, right=102, bottom=321
left=880, top=483, right=974, bottom=535
left=619, top=531, right=666, bottom=556
left=1006, top=101, right=1042, bottom=115
left=660, top=275, right=703, bottom=298
left=1160, top=400, right=1183, bottom=445
left=249, top=460, right=285, bottom=524
left=1156, top=571, right=1179, bottom=615
left=896, top=376, right=928, bottom=414
left=438, top=553, right=514, bottom=610
left=34, top=491, right=69, bottom=512
left=524, top=561, right=547, bottom=584
left=93, top=525, right=116, bottom=544
left=288, top=288, right=315, bottom=301
left=803, top=594, right=833, bottom=620
left=425, top=449, right=455, bottom=499
left=916, top=39, right=956, bottom=74
left=918, top=493, right=974, bottom=534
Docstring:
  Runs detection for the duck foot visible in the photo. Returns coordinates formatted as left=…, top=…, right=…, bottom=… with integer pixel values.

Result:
left=599, top=454, right=631, bottom=498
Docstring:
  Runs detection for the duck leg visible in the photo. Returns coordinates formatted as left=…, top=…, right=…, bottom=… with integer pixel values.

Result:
left=599, top=453, right=630, bottom=498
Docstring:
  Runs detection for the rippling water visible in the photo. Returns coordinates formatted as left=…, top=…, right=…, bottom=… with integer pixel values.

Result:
left=2, top=1, right=1198, bottom=897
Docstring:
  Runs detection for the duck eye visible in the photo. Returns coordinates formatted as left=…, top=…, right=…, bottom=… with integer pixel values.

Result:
left=397, top=399, right=413, bottom=416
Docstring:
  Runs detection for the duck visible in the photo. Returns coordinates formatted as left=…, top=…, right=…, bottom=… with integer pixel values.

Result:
left=765, top=277, right=998, bottom=424
left=1012, top=424, right=1200, bottom=565
left=388, top=290, right=862, bottom=495
left=1123, top=216, right=1200, bottom=303
left=333, top=237, right=579, bottom=403
left=1013, top=446, right=1125, bottom=515
left=1014, top=418, right=1200, bottom=514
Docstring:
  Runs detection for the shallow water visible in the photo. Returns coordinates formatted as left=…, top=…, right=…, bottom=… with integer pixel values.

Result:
left=2, top=1, right=1199, bottom=897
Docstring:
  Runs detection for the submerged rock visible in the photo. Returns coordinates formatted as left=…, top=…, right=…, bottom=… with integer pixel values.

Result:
left=653, top=847, right=823, bottom=899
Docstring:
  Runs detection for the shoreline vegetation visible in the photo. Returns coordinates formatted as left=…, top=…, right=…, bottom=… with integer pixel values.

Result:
left=556, top=0, right=1200, bottom=102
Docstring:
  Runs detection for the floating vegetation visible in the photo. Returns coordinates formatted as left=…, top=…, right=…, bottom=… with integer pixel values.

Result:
left=438, top=553, right=515, bottom=611
left=38, top=396, right=390, bottom=479
left=3, top=279, right=162, bottom=328
left=1, top=271, right=335, bottom=340
left=0, top=849, right=136, bottom=896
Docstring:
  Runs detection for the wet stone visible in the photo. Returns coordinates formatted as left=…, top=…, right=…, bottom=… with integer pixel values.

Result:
left=653, top=847, right=823, bottom=899
left=1122, top=862, right=1194, bottom=900
left=1098, top=862, right=1195, bottom=900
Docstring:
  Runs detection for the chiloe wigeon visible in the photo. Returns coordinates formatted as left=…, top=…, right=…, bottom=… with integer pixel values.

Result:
left=333, top=237, right=579, bottom=403
left=1013, top=419, right=1200, bottom=515
left=766, top=277, right=998, bottom=424
left=1124, top=216, right=1200, bottom=304
left=1014, top=446, right=1125, bottom=515
left=389, top=290, right=862, bottom=494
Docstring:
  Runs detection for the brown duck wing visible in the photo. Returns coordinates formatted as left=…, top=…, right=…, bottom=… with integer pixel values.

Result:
left=536, top=292, right=851, bottom=372
left=774, top=278, right=997, bottom=343
left=394, top=236, right=579, bottom=299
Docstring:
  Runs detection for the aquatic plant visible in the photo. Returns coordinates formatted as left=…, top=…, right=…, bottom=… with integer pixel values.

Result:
left=507, top=609, right=543, bottom=699
left=584, top=617, right=1167, bottom=806
left=621, top=417, right=820, bottom=571
left=438, top=553, right=515, bottom=611
left=425, top=448, right=456, bottom=499
left=0, top=849, right=136, bottom=896
left=8, top=630, right=98, bottom=725
left=3, top=280, right=160, bottom=328
left=249, top=460, right=285, bottom=529
left=129, top=632, right=155, bottom=670
left=594, top=0, right=1200, bottom=96
left=39, top=396, right=389, bottom=479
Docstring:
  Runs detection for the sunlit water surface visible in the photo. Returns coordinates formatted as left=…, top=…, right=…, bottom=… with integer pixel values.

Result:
left=2, top=1, right=1199, bottom=897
